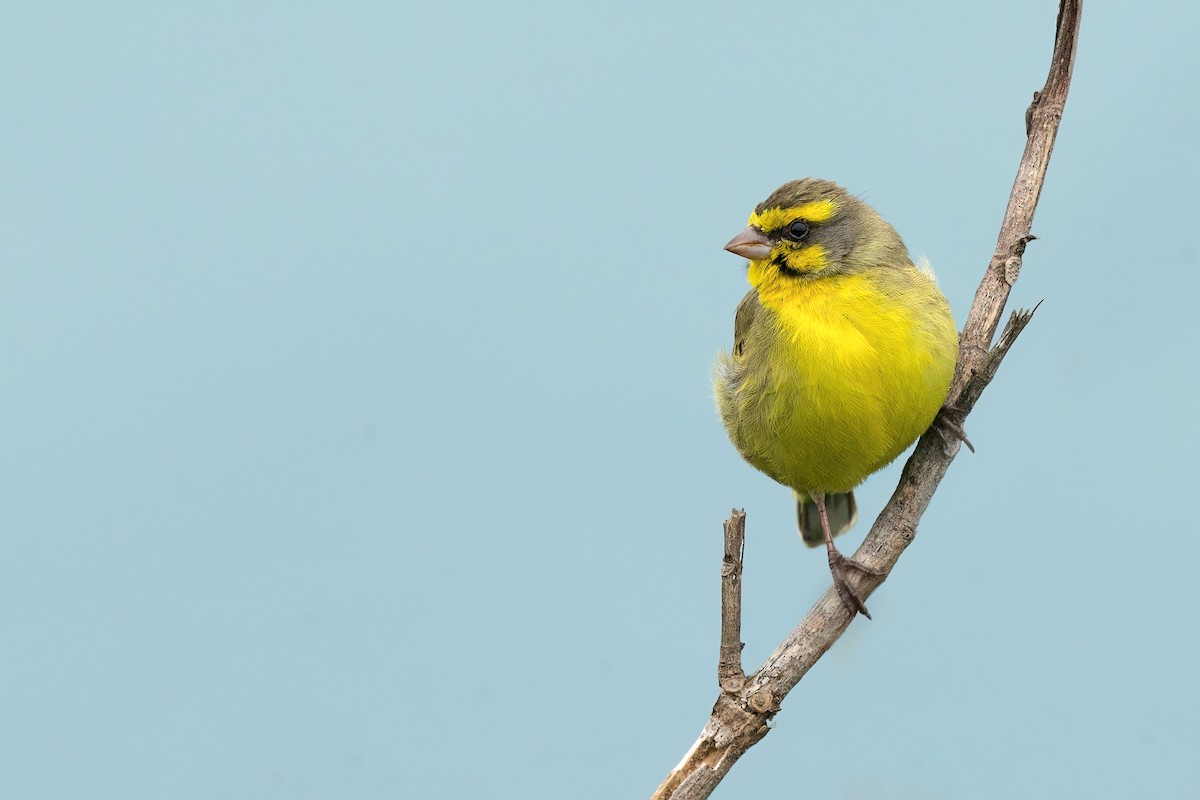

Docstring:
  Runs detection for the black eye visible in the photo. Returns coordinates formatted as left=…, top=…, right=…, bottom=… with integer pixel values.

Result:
left=784, top=220, right=811, bottom=241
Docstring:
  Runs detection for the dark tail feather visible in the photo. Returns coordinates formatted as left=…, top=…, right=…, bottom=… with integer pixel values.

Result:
left=796, top=490, right=858, bottom=547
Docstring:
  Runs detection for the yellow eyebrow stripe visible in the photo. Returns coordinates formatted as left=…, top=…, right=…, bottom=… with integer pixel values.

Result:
left=749, top=199, right=838, bottom=231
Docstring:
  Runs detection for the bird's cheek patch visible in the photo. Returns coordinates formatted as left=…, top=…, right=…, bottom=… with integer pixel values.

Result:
left=781, top=244, right=829, bottom=275
left=747, top=244, right=829, bottom=288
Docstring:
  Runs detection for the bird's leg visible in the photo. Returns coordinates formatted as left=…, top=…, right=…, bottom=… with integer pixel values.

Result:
left=932, top=405, right=974, bottom=454
left=811, top=491, right=884, bottom=620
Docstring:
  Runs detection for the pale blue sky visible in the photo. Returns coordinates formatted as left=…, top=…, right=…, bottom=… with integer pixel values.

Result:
left=2, top=2, right=1196, bottom=798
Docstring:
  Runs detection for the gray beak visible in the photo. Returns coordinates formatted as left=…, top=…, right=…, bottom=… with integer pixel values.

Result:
left=724, top=227, right=773, bottom=260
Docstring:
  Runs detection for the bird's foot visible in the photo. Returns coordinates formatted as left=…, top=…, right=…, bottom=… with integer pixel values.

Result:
left=827, top=548, right=885, bottom=620
left=933, top=405, right=975, bottom=454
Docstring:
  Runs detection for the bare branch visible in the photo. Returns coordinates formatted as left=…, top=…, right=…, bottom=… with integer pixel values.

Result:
left=717, top=510, right=747, bottom=695
left=653, top=2, right=1081, bottom=797
left=953, top=0, right=1082, bottom=397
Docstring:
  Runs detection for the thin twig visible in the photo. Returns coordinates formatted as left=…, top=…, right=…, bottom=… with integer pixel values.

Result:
left=652, top=2, right=1081, bottom=797
left=717, top=510, right=747, bottom=694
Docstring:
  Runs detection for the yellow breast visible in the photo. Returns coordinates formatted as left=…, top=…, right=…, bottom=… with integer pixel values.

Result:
left=715, top=268, right=957, bottom=494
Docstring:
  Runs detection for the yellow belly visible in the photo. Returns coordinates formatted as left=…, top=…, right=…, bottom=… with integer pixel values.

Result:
left=715, top=269, right=957, bottom=494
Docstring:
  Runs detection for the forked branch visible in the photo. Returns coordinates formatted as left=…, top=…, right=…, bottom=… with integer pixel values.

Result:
left=652, top=2, right=1081, bottom=797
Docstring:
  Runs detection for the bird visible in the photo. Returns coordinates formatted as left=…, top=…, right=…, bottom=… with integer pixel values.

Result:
left=714, top=178, right=964, bottom=619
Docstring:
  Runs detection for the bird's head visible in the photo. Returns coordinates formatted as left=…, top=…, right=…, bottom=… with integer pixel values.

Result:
left=724, top=178, right=911, bottom=291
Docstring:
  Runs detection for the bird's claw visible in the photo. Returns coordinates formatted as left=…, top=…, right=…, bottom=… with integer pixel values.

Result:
left=827, top=548, right=884, bottom=620
left=933, top=405, right=974, bottom=454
